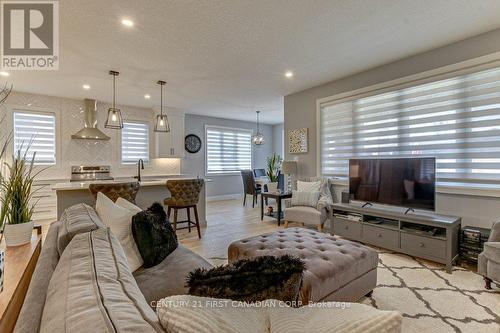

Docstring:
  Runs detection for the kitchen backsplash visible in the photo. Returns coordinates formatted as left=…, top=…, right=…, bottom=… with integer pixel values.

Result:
left=1, top=91, right=181, bottom=179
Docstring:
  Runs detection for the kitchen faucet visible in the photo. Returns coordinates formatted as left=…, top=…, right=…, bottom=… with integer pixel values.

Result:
left=135, top=159, right=144, bottom=182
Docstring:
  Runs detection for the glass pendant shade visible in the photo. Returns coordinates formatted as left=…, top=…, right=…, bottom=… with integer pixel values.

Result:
left=154, top=80, right=170, bottom=132
left=155, top=114, right=170, bottom=132
left=252, top=110, right=265, bottom=146
left=105, top=107, right=123, bottom=129
left=105, top=70, right=124, bottom=129
left=252, top=132, right=265, bottom=145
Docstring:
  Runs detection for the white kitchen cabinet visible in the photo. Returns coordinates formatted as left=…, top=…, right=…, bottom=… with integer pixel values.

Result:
left=156, top=113, right=185, bottom=158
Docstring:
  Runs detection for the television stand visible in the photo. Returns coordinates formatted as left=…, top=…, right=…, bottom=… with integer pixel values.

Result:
left=331, top=203, right=461, bottom=273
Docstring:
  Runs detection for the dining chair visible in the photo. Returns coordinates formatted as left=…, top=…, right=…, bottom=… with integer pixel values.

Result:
left=241, top=170, right=262, bottom=208
left=253, top=169, right=266, bottom=178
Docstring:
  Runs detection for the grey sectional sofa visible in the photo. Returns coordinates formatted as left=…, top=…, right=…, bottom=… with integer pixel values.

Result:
left=14, top=203, right=212, bottom=333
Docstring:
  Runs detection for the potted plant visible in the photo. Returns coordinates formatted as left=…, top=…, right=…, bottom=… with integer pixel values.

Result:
left=266, top=153, right=282, bottom=192
left=0, top=147, right=42, bottom=247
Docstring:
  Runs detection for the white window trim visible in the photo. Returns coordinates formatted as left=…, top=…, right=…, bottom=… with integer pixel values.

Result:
left=118, top=119, right=152, bottom=167
left=204, top=125, right=253, bottom=177
left=316, top=52, right=500, bottom=198
left=6, top=105, right=61, bottom=170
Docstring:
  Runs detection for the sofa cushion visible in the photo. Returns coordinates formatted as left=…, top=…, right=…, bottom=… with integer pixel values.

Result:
left=95, top=193, right=144, bottom=272
left=186, top=255, right=304, bottom=303
left=14, top=222, right=61, bottom=333
left=56, top=203, right=104, bottom=256
left=156, top=295, right=268, bottom=333
left=40, top=228, right=163, bottom=333
left=290, top=191, right=320, bottom=208
left=134, top=245, right=212, bottom=307
left=132, top=203, right=178, bottom=268
left=284, top=206, right=325, bottom=226
left=156, top=295, right=402, bottom=333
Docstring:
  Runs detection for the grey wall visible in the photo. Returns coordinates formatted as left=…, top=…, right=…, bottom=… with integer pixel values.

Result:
left=272, top=124, right=284, bottom=157
left=284, top=28, right=500, bottom=228
left=181, top=114, right=274, bottom=198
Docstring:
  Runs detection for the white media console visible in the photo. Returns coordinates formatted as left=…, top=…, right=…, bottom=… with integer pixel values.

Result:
left=331, top=203, right=461, bottom=273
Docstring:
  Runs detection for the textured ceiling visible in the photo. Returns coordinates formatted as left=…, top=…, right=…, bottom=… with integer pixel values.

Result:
left=5, top=0, right=500, bottom=124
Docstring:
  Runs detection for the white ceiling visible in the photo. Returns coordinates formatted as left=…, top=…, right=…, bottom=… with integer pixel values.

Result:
left=5, top=0, right=500, bottom=124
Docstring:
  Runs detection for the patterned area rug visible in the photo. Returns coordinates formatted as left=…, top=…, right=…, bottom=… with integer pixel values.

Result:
left=358, top=249, right=500, bottom=333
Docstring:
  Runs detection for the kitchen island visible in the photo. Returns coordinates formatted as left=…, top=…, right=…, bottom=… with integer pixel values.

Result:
left=53, top=177, right=208, bottom=226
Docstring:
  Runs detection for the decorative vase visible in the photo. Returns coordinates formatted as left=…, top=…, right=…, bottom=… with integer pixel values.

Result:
left=267, top=182, right=278, bottom=192
left=0, top=250, right=4, bottom=293
left=3, top=221, right=34, bottom=247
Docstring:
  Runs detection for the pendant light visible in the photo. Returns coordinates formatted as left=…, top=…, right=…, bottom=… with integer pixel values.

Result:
left=154, top=80, right=170, bottom=132
left=252, top=110, right=265, bottom=145
left=105, top=70, right=123, bottom=129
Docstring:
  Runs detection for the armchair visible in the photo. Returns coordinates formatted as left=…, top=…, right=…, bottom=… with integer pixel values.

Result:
left=478, top=221, right=500, bottom=289
left=283, top=178, right=333, bottom=232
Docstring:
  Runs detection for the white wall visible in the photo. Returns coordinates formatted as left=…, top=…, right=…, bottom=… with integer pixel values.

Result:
left=181, top=114, right=274, bottom=199
left=2, top=92, right=180, bottom=180
left=284, top=28, right=500, bottom=229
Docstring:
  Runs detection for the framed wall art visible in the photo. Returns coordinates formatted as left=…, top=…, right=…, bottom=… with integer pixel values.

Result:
left=288, top=128, right=308, bottom=153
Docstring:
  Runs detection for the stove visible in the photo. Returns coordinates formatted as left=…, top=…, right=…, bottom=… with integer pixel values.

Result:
left=70, top=165, right=114, bottom=182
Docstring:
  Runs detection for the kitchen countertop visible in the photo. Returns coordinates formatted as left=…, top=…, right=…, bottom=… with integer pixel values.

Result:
left=53, top=177, right=211, bottom=191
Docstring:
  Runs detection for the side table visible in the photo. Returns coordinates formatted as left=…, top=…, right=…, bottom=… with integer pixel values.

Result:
left=260, top=191, right=293, bottom=226
left=0, top=234, right=42, bottom=333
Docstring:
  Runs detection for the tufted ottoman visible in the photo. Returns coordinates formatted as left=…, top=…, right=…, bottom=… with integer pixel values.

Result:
left=228, top=227, right=378, bottom=303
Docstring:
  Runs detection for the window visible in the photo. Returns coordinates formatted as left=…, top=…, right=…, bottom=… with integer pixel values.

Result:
left=121, top=121, right=150, bottom=164
left=320, top=66, right=500, bottom=188
left=206, top=126, right=252, bottom=175
left=13, top=111, right=56, bottom=165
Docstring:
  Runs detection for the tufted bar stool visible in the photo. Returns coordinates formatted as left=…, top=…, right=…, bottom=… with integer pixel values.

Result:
left=164, top=179, right=204, bottom=239
left=89, top=182, right=140, bottom=203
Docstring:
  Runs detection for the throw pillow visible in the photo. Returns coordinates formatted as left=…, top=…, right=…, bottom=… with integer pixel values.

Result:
left=297, top=180, right=321, bottom=192
left=186, top=255, right=305, bottom=304
left=131, top=202, right=178, bottom=268
left=157, top=295, right=268, bottom=333
left=291, top=191, right=320, bottom=207
left=95, top=193, right=143, bottom=272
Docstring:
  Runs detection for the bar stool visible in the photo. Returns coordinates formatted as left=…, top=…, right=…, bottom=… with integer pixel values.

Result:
left=89, top=182, right=140, bottom=203
left=164, top=179, right=204, bottom=239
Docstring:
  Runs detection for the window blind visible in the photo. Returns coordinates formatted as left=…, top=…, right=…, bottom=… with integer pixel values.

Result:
left=320, top=66, right=500, bottom=188
left=14, top=111, right=56, bottom=165
left=121, top=121, right=149, bottom=164
left=206, top=126, right=252, bottom=174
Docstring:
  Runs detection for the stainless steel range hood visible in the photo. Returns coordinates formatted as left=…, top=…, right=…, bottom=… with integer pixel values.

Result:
left=71, top=99, right=111, bottom=140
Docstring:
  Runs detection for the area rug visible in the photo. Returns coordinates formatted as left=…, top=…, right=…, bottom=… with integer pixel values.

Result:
left=206, top=248, right=499, bottom=332
left=360, top=249, right=500, bottom=333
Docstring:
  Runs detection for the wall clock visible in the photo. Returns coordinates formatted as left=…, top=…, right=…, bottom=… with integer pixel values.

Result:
left=185, top=134, right=202, bottom=153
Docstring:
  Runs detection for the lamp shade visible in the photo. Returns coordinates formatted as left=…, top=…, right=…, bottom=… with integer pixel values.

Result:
left=281, top=160, right=297, bottom=175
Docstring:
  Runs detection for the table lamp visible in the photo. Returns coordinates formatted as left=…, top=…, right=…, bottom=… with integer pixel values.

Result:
left=281, top=161, right=297, bottom=193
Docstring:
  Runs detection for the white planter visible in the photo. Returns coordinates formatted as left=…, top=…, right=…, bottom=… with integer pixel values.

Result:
left=267, top=182, right=278, bottom=192
left=3, top=221, right=34, bottom=247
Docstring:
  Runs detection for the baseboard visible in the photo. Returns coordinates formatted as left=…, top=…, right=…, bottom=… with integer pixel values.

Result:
left=207, top=194, right=242, bottom=202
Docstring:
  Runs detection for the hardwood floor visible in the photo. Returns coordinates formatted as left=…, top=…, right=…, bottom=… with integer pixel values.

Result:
left=176, top=199, right=300, bottom=265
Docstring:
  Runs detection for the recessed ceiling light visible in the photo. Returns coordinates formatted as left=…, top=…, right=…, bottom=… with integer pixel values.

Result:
left=0, top=71, right=10, bottom=77
left=144, top=94, right=151, bottom=99
left=285, top=71, right=294, bottom=78
left=82, top=84, right=90, bottom=90
left=121, top=19, right=134, bottom=27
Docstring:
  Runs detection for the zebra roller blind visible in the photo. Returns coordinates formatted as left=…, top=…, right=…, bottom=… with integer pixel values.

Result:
left=206, top=126, right=252, bottom=174
left=121, top=121, right=150, bottom=164
left=320, top=66, right=500, bottom=188
left=14, top=111, right=56, bottom=165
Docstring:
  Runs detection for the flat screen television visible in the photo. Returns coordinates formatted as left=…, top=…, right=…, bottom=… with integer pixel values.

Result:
left=349, top=157, right=436, bottom=211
